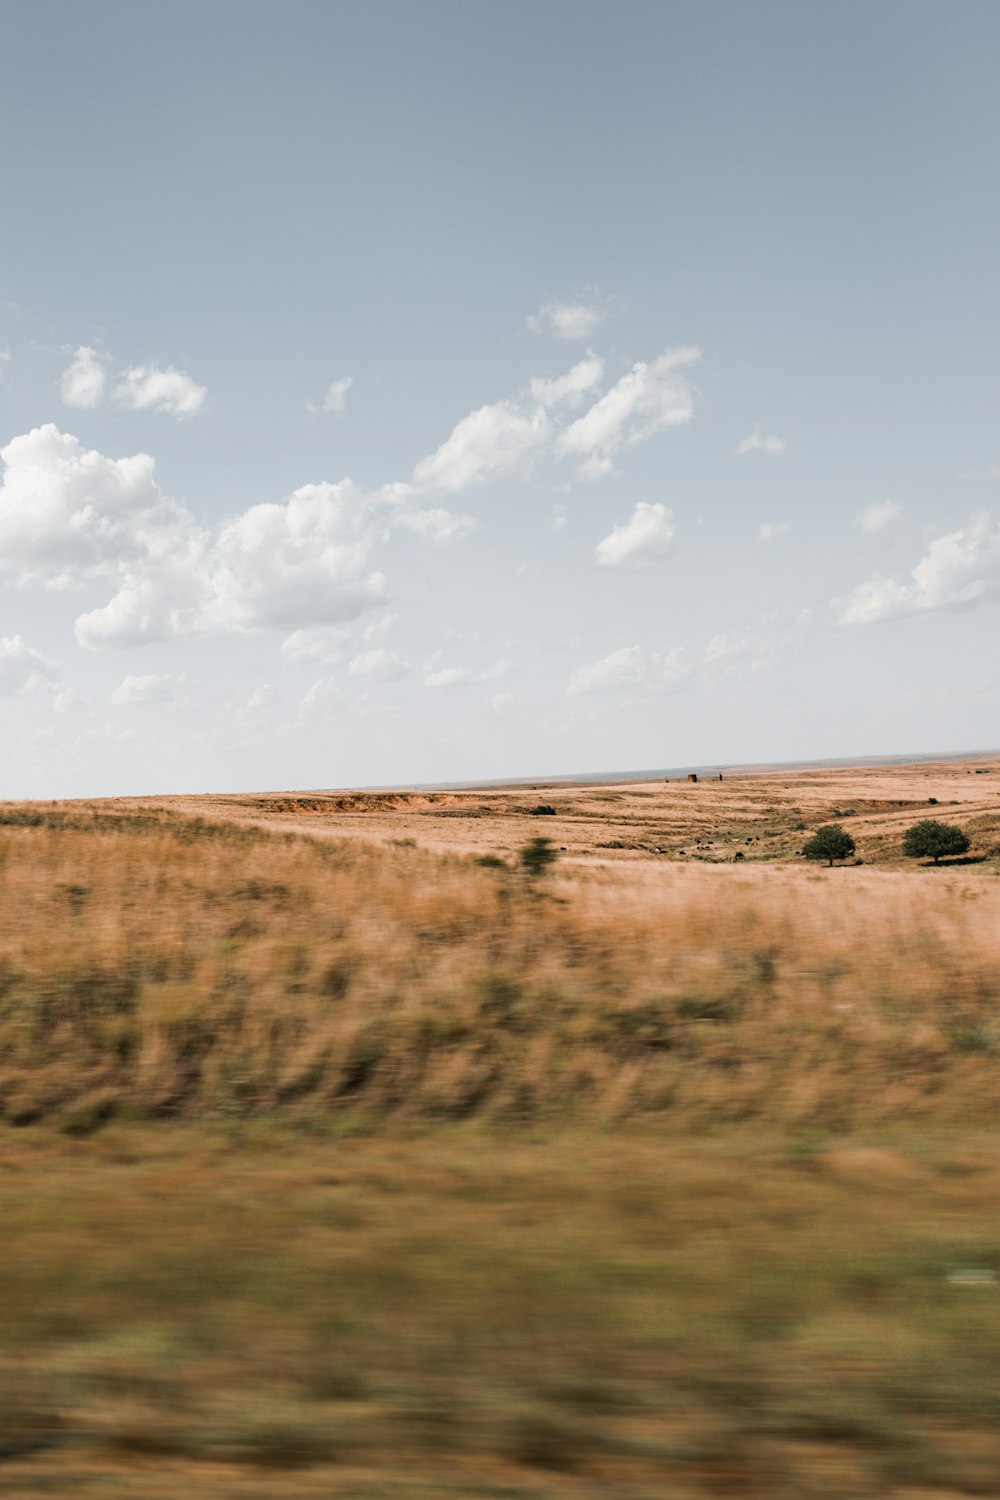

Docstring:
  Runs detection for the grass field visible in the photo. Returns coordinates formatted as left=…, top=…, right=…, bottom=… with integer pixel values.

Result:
left=2, top=757, right=999, bottom=1495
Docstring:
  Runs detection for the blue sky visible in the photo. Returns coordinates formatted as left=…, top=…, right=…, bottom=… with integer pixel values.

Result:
left=1, top=0, right=998, bottom=796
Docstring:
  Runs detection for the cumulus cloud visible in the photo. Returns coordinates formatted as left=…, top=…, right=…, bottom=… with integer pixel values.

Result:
left=529, top=353, right=604, bottom=409
left=736, top=428, right=785, bottom=456
left=551, top=502, right=568, bottom=534
left=207, top=480, right=387, bottom=632
left=59, top=346, right=108, bottom=409
left=0, top=424, right=182, bottom=586
left=568, top=644, right=690, bottom=696
left=113, top=364, right=207, bottom=416
left=0, top=635, right=56, bottom=695
left=839, top=512, right=1000, bottom=625
left=0, top=427, right=389, bottom=649
left=595, top=502, right=676, bottom=567
left=856, top=499, right=902, bottom=534
left=307, top=376, right=353, bottom=415
left=758, top=519, right=792, bottom=541
left=107, top=673, right=179, bottom=706
left=348, top=648, right=408, bottom=681
left=411, top=400, right=550, bottom=493
left=557, top=348, right=699, bottom=475
left=528, top=299, right=604, bottom=339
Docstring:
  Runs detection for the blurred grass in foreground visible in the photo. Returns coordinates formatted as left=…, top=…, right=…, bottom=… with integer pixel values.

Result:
left=2, top=1127, right=1000, bottom=1496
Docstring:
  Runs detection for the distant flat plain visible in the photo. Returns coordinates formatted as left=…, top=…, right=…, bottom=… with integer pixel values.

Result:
left=120, top=749, right=1000, bottom=869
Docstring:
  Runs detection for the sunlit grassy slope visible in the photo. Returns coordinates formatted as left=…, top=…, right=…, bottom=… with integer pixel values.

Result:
left=1, top=800, right=998, bottom=1130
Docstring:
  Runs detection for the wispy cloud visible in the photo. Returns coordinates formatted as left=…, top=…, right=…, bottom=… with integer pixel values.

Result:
left=0, top=635, right=56, bottom=695
left=307, top=376, right=353, bottom=415
left=108, top=673, right=181, bottom=705
left=348, top=648, right=409, bottom=681
left=856, top=499, right=901, bottom=534
left=568, top=644, right=690, bottom=696
left=595, top=502, right=676, bottom=567
left=424, top=658, right=511, bottom=689
left=114, top=363, right=207, bottom=416
left=758, top=519, right=791, bottom=541
left=557, top=349, right=699, bottom=478
left=527, top=299, right=604, bottom=339
left=60, top=346, right=107, bottom=409
left=839, top=512, right=1000, bottom=624
left=736, top=427, right=785, bottom=456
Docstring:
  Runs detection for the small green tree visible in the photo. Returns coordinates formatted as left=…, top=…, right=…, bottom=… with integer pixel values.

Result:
left=519, top=836, right=559, bottom=878
left=802, top=824, right=856, bottom=867
left=903, top=819, right=970, bottom=863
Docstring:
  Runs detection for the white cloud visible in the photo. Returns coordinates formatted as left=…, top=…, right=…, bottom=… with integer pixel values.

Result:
left=348, top=648, right=408, bottom=681
left=424, top=658, right=511, bottom=689
left=0, top=635, right=56, bottom=695
left=576, top=456, right=614, bottom=482
left=703, top=631, right=772, bottom=672
left=281, top=626, right=350, bottom=665
left=840, top=512, right=1000, bottom=625
left=411, top=400, right=550, bottom=493
left=107, top=673, right=179, bottom=706
left=551, top=502, right=568, bottom=534
left=964, top=461, right=1000, bottom=481
left=393, top=506, right=478, bottom=543
left=113, top=364, right=207, bottom=416
left=527, top=299, right=604, bottom=340
left=207, top=480, right=387, bottom=632
left=410, top=346, right=695, bottom=497
left=307, top=376, right=353, bottom=415
left=60, top=346, right=108, bottom=409
left=0, top=424, right=181, bottom=585
left=529, top=353, right=604, bottom=409
left=568, top=644, right=690, bottom=696
left=758, top=519, right=792, bottom=541
left=298, top=676, right=341, bottom=715
left=0, top=427, right=390, bottom=649
left=736, top=428, right=785, bottom=456
left=363, top=612, right=398, bottom=643
left=856, top=499, right=902, bottom=534
left=247, top=684, right=273, bottom=709
left=51, top=685, right=85, bottom=714
left=557, top=348, right=699, bottom=475
left=595, top=502, right=676, bottom=567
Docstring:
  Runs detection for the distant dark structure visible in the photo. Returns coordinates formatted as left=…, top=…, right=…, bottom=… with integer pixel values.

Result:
left=687, top=773, right=698, bottom=783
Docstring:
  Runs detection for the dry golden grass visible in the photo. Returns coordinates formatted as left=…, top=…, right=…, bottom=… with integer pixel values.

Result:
left=2, top=764, right=1000, bottom=1495
left=0, top=788, right=998, bottom=1130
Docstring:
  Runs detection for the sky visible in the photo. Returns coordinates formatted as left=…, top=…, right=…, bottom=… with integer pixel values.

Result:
left=1, top=0, right=998, bottom=798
